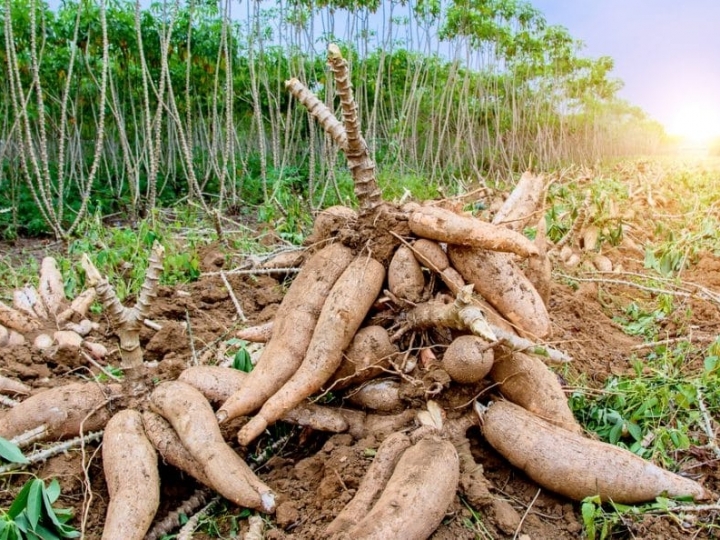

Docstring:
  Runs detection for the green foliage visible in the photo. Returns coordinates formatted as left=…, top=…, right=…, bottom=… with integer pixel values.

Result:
left=0, top=438, right=28, bottom=466
left=0, top=478, right=79, bottom=540
left=0, top=0, right=667, bottom=237
left=377, top=170, right=443, bottom=201
left=229, top=340, right=254, bottom=373
left=570, top=339, right=720, bottom=468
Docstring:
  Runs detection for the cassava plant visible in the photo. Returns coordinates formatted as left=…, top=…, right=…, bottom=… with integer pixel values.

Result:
left=0, top=45, right=711, bottom=540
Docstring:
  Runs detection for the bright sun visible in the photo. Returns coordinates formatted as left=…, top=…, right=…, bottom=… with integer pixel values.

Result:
left=664, top=101, right=720, bottom=146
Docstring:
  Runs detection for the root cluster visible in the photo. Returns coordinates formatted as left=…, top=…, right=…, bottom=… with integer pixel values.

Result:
left=0, top=45, right=712, bottom=539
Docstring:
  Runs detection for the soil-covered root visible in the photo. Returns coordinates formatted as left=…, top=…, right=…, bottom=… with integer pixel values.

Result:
left=0, top=300, right=42, bottom=334
left=409, top=206, right=539, bottom=258
left=326, top=432, right=412, bottom=535
left=336, top=436, right=460, bottom=540
left=489, top=348, right=582, bottom=434
left=492, top=171, right=546, bottom=232
left=150, top=381, right=276, bottom=513
left=346, top=379, right=402, bottom=411
left=306, top=205, right=358, bottom=246
left=141, top=411, right=213, bottom=487
left=388, top=245, right=425, bottom=302
left=325, top=325, right=398, bottom=391
left=238, top=255, right=385, bottom=446
left=217, top=242, right=355, bottom=423
left=478, top=400, right=712, bottom=504
left=0, top=375, right=31, bottom=395
left=442, top=335, right=494, bottom=384
left=102, top=409, right=160, bottom=540
left=448, top=245, right=551, bottom=339
left=180, top=365, right=349, bottom=433
left=0, top=382, right=121, bottom=441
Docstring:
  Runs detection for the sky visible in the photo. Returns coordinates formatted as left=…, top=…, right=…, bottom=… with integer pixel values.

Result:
left=532, top=0, right=720, bottom=141
left=40, top=0, right=720, bottom=141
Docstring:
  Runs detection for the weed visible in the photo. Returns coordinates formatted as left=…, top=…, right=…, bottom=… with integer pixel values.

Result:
left=0, top=478, right=80, bottom=539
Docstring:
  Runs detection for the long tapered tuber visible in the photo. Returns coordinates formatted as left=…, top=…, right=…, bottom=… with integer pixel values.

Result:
left=218, top=243, right=355, bottom=422
left=410, top=206, right=539, bottom=258
left=238, top=255, right=385, bottom=445
left=478, top=400, right=711, bottom=503
left=151, top=381, right=276, bottom=513
left=102, top=410, right=160, bottom=540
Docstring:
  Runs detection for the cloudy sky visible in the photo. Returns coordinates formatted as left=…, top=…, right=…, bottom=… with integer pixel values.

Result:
left=533, top=0, right=720, bottom=140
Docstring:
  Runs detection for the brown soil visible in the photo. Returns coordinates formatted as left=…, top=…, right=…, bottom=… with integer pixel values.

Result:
left=2, top=241, right=720, bottom=539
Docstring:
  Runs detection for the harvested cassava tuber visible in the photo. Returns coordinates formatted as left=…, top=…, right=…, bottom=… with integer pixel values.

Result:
left=492, top=171, right=545, bottom=232
left=524, top=217, right=552, bottom=306
left=13, top=286, right=47, bottom=320
left=102, top=409, right=160, bottom=540
left=141, top=411, right=213, bottom=487
left=0, top=382, right=121, bottom=441
left=442, top=335, right=494, bottom=384
left=307, top=205, right=358, bottom=245
left=411, top=239, right=449, bottom=271
left=0, top=300, right=41, bottom=333
left=150, top=381, right=276, bottom=513
left=388, top=245, right=425, bottom=302
left=341, top=437, right=460, bottom=540
left=490, top=348, right=581, bottom=434
left=326, top=432, right=412, bottom=535
left=448, top=245, right=551, bottom=339
left=180, top=365, right=350, bottom=433
left=0, top=375, right=31, bottom=395
left=409, top=206, right=539, bottom=258
left=38, top=257, right=66, bottom=316
left=346, top=379, right=402, bottom=411
left=179, top=365, right=249, bottom=404
left=236, top=321, right=274, bottom=343
left=218, top=242, right=355, bottom=422
left=478, top=400, right=711, bottom=504
left=326, top=325, right=398, bottom=391
left=238, top=255, right=385, bottom=446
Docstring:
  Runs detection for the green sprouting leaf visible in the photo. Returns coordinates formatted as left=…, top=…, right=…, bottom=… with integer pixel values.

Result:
left=0, top=438, right=29, bottom=465
left=581, top=498, right=598, bottom=540
left=233, top=347, right=253, bottom=373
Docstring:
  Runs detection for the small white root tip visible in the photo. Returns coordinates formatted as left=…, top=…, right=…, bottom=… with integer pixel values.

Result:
left=261, top=491, right=276, bottom=514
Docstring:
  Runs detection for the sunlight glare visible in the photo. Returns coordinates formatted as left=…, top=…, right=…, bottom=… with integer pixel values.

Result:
left=664, top=100, right=720, bottom=147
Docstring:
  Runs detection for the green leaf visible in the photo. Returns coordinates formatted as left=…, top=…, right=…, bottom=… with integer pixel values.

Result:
left=704, top=355, right=718, bottom=373
left=8, top=480, right=34, bottom=519
left=232, top=347, right=253, bottom=373
left=580, top=500, right=597, bottom=540
left=626, top=422, right=642, bottom=442
left=0, top=438, right=29, bottom=465
left=609, top=421, right=623, bottom=445
left=27, top=479, right=43, bottom=529
left=31, top=522, right=61, bottom=540
left=45, top=479, right=61, bottom=504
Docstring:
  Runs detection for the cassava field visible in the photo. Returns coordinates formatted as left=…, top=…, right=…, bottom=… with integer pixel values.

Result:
left=2, top=0, right=720, bottom=539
